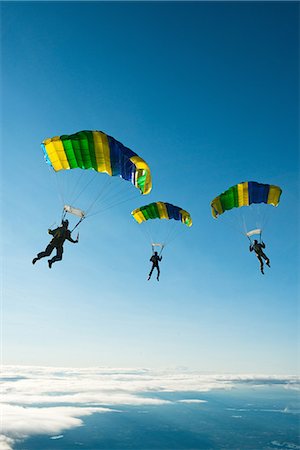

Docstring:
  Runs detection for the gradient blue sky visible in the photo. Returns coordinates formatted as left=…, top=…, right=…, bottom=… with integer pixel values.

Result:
left=1, top=1, right=299, bottom=374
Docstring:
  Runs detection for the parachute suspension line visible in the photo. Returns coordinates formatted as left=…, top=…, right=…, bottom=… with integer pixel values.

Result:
left=134, top=219, right=153, bottom=248
left=67, top=170, right=87, bottom=205
left=92, top=182, right=134, bottom=210
left=138, top=218, right=157, bottom=249
left=160, top=220, right=179, bottom=246
left=151, top=243, right=165, bottom=256
left=222, top=207, right=246, bottom=237
left=136, top=219, right=187, bottom=254
left=88, top=156, right=148, bottom=212
left=258, top=203, right=271, bottom=233
left=61, top=208, right=67, bottom=223
left=83, top=173, right=139, bottom=218
left=70, top=216, right=85, bottom=233
left=242, top=215, right=248, bottom=235
left=83, top=174, right=141, bottom=218
left=49, top=166, right=65, bottom=211
left=242, top=215, right=251, bottom=241
left=95, top=162, right=145, bottom=207
left=87, top=193, right=138, bottom=217
left=83, top=176, right=113, bottom=216
left=248, top=203, right=268, bottom=234
left=159, top=244, right=165, bottom=257
left=71, top=171, right=99, bottom=206
left=235, top=208, right=262, bottom=242
left=87, top=156, right=141, bottom=216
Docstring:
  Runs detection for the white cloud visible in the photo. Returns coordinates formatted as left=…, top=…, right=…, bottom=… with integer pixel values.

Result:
left=1, top=365, right=299, bottom=450
left=0, top=435, right=15, bottom=450
left=177, top=399, right=207, bottom=404
left=1, top=404, right=111, bottom=438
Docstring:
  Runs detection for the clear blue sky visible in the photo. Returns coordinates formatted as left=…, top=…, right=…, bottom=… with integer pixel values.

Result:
left=1, top=1, right=299, bottom=374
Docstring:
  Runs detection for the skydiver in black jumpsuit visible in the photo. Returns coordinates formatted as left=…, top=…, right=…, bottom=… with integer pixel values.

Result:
left=148, top=251, right=162, bottom=281
left=32, top=219, right=78, bottom=268
left=249, top=239, right=270, bottom=275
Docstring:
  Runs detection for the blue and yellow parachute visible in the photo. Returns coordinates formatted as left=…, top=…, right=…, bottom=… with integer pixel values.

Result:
left=211, top=181, right=282, bottom=219
left=42, top=130, right=152, bottom=195
left=132, top=202, right=192, bottom=227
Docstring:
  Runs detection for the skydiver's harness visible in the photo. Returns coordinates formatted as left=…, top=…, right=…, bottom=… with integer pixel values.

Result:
left=252, top=243, right=265, bottom=255
left=49, top=227, right=66, bottom=246
left=150, top=254, right=162, bottom=265
left=48, top=206, right=84, bottom=243
left=246, top=229, right=267, bottom=256
left=149, top=244, right=164, bottom=267
left=49, top=226, right=76, bottom=247
left=247, top=232, right=267, bottom=259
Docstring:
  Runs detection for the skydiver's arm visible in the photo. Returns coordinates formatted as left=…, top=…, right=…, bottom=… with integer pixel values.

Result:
left=249, top=245, right=253, bottom=252
left=261, top=242, right=265, bottom=248
left=66, top=231, right=78, bottom=243
left=67, top=237, right=78, bottom=243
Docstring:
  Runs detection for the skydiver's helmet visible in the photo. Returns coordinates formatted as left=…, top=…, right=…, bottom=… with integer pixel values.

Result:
left=154, top=251, right=158, bottom=255
left=62, top=219, right=69, bottom=228
left=253, top=239, right=258, bottom=244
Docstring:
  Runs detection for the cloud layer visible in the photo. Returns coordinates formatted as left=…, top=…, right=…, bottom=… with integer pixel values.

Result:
left=1, top=365, right=299, bottom=450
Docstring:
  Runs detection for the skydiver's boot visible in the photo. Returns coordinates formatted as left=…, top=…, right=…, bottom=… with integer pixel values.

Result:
left=48, top=260, right=53, bottom=269
left=260, top=266, right=264, bottom=275
left=32, top=257, right=38, bottom=265
left=266, top=260, right=270, bottom=267
left=157, top=276, right=159, bottom=281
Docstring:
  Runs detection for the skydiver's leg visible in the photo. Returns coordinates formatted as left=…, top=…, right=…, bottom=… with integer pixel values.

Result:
left=257, top=255, right=264, bottom=274
left=156, top=265, right=160, bottom=281
left=32, top=244, right=54, bottom=264
left=48, top=246, right=63, bottom=268
left=148, top=264, right=155, bottom=280
left=261, top=252, right=270, bottom=267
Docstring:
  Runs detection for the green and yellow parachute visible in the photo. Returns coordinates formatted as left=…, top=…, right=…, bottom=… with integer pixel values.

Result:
left=211, top=181, right=282, bottom=219
left=42, top=130, right=152, bottom=195
left=132, top=202, right=192, bottom=227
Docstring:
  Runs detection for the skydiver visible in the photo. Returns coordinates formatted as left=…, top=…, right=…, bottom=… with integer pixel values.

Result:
left=148, top=251, right=162, bottom=281
left=32, top=219, right=78, bottom=268
left=249, top=239, right=270, bottom=275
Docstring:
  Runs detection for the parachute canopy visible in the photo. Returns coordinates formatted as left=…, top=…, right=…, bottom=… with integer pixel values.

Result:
left=131, top=202, right=192, bottom=227
left=41, top=130, right=152, bottom=195
left=211, top=182, right=282, bottom=219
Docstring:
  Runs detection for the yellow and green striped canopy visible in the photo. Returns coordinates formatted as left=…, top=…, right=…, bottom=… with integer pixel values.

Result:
left=132, top=202, right=192, bottom=227
left=211, top=181, right=282, bottom=218
left=41, top=130, right=152, bottom=195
